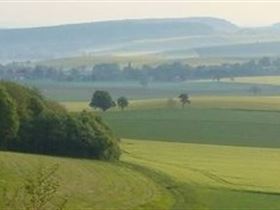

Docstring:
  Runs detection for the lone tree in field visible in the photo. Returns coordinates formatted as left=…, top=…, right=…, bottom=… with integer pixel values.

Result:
left=117, top=96, right=129, bottom=110
left=90, top=90, right=114, bottom=111
left=178, top=93, right=191, bottom=108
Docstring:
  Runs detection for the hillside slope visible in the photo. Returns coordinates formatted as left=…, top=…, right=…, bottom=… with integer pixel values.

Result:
left=2, top=139, right=280, bottom=209
left=0, top=151, right=173, bottom=210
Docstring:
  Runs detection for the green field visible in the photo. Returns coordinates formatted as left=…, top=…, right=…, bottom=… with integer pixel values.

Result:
left=0, top=151, right=173, bottom=210
left=102, top=107, right=280, bottom=148
left=2, top=139, right=280, bottom=209
left=122, top=139, right=280, bottom=210
left=23, top=80, right=280, bottom=102
left=61, top=96, right=280, bottom=148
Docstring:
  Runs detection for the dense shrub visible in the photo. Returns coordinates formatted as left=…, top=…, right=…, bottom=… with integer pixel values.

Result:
left=0, top=81, right=120, bottom=160
left=0, top=86, right=19, bottom=149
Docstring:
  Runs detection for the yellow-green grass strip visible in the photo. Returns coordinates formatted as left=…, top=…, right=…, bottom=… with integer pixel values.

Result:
left=122, top=139, right=280, bottom=194
left=61, top=96, right=280, bottom=112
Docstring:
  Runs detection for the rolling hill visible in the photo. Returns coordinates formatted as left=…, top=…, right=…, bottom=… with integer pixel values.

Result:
left=3, top=17, right=280, bottom=63
left=2, top=138, right=280, bottom=209
left=0, top=17, right=235, bottom=62
left=0, top=151, right=173, bottom=210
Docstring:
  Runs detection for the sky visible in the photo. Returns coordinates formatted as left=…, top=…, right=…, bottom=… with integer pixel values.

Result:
left=1, top=1, right=280, bottom=28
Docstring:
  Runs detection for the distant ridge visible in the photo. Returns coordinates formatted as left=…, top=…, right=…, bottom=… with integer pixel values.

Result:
left=0, top=17, right=238, bottom=30
left=0, top=17, right=280, bottom=62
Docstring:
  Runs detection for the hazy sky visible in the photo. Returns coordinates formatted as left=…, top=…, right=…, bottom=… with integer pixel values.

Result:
left=1, top=1, right=280, bottom=28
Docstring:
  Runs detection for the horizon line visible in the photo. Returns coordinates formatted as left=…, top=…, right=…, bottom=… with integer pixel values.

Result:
left=0, top=16, right=278, bottom=30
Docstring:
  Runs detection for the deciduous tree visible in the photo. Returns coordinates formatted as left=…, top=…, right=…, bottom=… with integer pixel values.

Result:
left=117, top=97, right=129, bottom=110
left=90, top=90, right=114, bottom=112
left=178, top=93, right=191, bottom=108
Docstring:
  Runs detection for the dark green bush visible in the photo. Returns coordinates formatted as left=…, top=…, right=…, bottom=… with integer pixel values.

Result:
left=0, top=81, right=120, bottom=160
left=0, top=85, right=19, bottom=149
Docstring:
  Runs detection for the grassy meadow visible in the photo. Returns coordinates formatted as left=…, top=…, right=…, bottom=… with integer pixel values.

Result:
left=2, top=139, right=280, bottom=209
left=0, top=151, right=173, bottom=210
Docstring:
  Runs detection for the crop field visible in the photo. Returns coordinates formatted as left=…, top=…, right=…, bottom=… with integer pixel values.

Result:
left=122, top=139, right=280, bottom=210
left=222, top=75, right=280, bottom=86
left=23, top=80, right=280, bottom=102
left=103, top=107, right=280, bottom=148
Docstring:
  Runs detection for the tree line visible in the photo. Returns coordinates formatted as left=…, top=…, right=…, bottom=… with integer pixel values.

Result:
left=1, top=57, right=280, bottom=83
left=0, top=81, right=120, bottom=160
